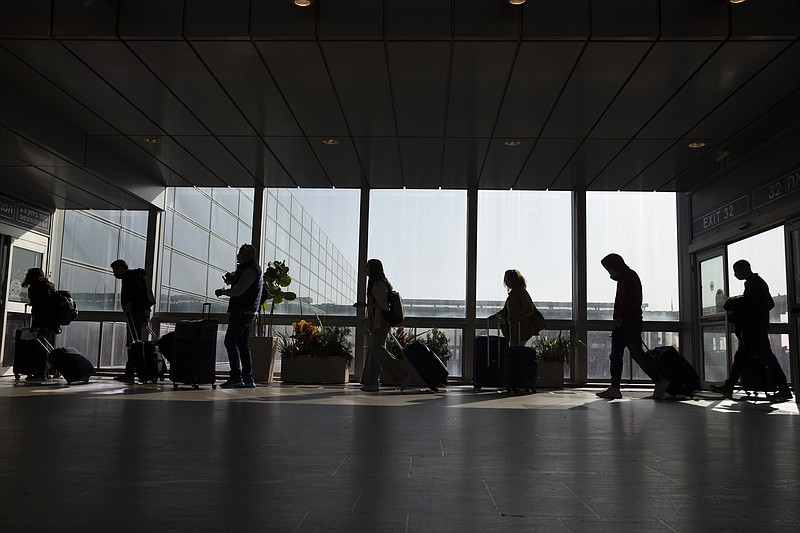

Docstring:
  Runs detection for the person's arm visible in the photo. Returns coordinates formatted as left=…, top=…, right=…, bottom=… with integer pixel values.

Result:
left=216, top=268, right=258, bottom=297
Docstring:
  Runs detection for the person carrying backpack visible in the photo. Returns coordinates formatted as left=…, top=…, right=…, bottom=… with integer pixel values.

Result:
left=21, top=267, right=57, bottom=381
left=353, top=259, right=411, bottom=392
left=110, top=259, right=156, bottom=382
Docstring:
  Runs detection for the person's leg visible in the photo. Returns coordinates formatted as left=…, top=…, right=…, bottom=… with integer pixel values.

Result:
left=223, top=313, right=247, bottom=383
left=360, top=329, right=383, bottom=389
left=122, top=311, right=148, bottom=379
left=597, top=326, right=624, bottom=398
left=368, top=323, right=408, bottom=386
left=237, top=315, right=256, bottom=386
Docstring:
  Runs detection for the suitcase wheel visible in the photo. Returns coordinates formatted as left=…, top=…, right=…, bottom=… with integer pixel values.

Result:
left=173, top=383, right=179, bottom=390
left=14, top=374, right=20, bottom=381
left=212, top=384, right=217, bottom=389
left=192, top=384, right=200, bottom=390
left=474, top=385, right=482, bottom=392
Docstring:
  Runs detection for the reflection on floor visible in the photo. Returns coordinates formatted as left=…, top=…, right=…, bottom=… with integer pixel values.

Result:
left=1, top=377, right=798, bottom=532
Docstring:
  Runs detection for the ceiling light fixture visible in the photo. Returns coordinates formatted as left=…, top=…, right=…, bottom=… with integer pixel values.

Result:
left=728, top=0, right=746, bottom=4
left=294, top=0, right=312, bottom=7
left=688, top=141, right=706, bottom=149
left=507, top=0, right=527, bottom=5
left=143, top=137, right=161, bottom=144
left=504, top=140, right=521, bottom=147
left=321, top=138, right=339, bottom=145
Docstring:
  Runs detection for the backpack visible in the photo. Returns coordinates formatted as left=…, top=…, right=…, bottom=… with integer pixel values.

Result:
left=383, top=290, right=404, bottom=326
left=52, top=290, right=79, bottom=326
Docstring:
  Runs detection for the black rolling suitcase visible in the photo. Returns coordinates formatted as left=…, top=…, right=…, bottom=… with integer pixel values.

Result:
left=402, top=340, right=449, bottom=392
left=47, top=346, right=94, bottom=384
left=646, top=345, right=701, bottom=397
left=13, top=328, right=47, bottom=380
left=473, top=333, right=506, bottom=391
left=504, top=346, right=537, bottom=394
left=126, top=314, right=167, bottom=384
left=170, top=303, right=218, bottom=389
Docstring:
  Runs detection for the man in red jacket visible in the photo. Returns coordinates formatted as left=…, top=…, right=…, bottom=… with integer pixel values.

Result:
left=596, top=253, right=668, bottom=399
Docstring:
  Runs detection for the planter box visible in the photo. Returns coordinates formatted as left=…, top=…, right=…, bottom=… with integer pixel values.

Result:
left=280, top=355, right=350, bottom=384
left=537, top=360, right=565, bottom=388
left=250, top=336, right=277, bottom=383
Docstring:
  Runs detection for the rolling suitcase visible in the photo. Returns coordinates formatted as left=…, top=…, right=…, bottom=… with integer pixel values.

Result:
left=47, top=345, right=94, bottom=384
left=126, top=314, right=167, bottom=384
left=504, top=346, right=537, bottom=394
left=646, top=345, right=701, bottom=397
left=740, top=353, right=774, bottom=398
left=170, top=303, right=218, bottom=389
left=401, top=340, right=449, bottom=392
left=473, top=329, right=506, bottom=391
left=14, top=328, right=47, bottom=380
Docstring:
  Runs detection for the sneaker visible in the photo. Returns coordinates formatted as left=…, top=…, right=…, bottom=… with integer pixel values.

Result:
left=652, top=378, right=670, bottom=399
left=114, top=375, right=136, bottom=383
left=219, top=379, right=245, bottom=389
left=596, top=387, right=622, bottom=399
left=360, top=385, right=379, bottom=392
left=710, top=383, right=734, bottom=398
left=771, top=388, right=793, bottom=402
left=26, top=375, right=46, bottom=382
left=243, top=381, right=256, bottom=389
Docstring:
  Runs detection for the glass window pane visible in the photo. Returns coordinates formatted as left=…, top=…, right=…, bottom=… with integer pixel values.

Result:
left=263, top=188, right=360, bottom=316
left=209, top=235, right=236, bottom=271
left=727, top=227, right=787, bottom=324
left=477, top=191, right=572, bottom=320
left=172, top=215, right=210, bottom=261
left=212, top=188, right=240, bottom=215
left=699, top=255, right=726, bottom=317
left=119, top=232, right=146, bottom=267
left=703, top=325, right=729, bottom=383
left=587, top=192, right=679, bottom=321
left=59, top=263, right=118, bottom=311
left=170, top=253, right=208, bottom=295
left=8, top=247, right=43, bottom=303
left=174, top=188, right=211, bottom=227
left=61, top=211, right=119, bottom=267
left=369, top=190, right=467, bottom=318
left=211, top=203, right=238, bottom=244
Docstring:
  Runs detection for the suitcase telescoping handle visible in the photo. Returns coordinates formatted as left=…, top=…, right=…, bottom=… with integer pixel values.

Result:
left=203, top=302, right=212, bottom=320
left=125, top=311, right=143, bottom=343
left=485, top=318, right=503, bottom=367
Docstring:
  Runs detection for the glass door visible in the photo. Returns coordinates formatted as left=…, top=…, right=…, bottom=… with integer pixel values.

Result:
left=697, top=249, right=729, bottom=382
left=1, top=238, right=46, bottom=369
left=788, top=225, right=800, bottom=389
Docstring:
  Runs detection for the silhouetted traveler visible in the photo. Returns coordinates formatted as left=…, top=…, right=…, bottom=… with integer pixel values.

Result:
left=110, top=259, right=155, bottom=382
left=215, top=244, right=263, bottom=389
left=596, top=253, right=668, bottom=400
left=354, top=259, right=411, bottom=392
left=487, top=269, right=544, bottom=347
left=21, top=268, right=57, bottom=380
left=711, top=260, right=792, bottom=401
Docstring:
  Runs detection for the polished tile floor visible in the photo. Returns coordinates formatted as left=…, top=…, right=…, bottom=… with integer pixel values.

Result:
left=1, top=377, right=798, bottom=533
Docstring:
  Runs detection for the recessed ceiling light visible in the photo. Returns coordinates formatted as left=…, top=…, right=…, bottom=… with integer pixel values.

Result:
left=294, top=0, right=312, bottom=6
left=507, top=0, right=526, bottom=5
left=143, top=137, right=161, bottom=144
left=728, top=0, right=746, bottom=4
left=504, top=140, right=521, bottom=147
left=688, top=142, right=706, bottom=149
left=321, top=138, right=340, bottom=145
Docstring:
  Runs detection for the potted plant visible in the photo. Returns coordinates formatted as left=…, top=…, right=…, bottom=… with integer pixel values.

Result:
left=533, top=332, right=583, bottom=388
left=386, top=327, right=451, bottom=387
left=278, top=319, right=354, bottom=384
left=251, top=260, right=297, bottom=383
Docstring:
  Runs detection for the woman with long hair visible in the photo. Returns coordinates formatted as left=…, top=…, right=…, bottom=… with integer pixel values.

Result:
left=353, top=259, right=411, bottom=392
left=487, top=269, right=543, bottom=347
